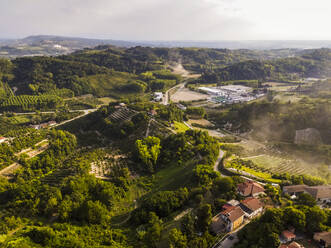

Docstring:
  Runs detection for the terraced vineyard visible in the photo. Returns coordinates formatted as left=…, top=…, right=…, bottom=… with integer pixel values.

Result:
left=108, top=107, right=138, bottom=122
left=243, top=154, right=313, bottom=175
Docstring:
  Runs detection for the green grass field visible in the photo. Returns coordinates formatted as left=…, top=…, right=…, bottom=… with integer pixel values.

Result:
left=173, top=121, right=190, bottom=133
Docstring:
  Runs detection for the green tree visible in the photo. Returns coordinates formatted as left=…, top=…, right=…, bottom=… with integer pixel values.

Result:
left=305, top=206, right=327, bottom=233
left=168, top=228, right=187, bottom=248
left=297, top=193, right=316, bottom=207
left=196, top=204, right=212, bottom=232
left=283, top=207, right=306, bottom=231
left=145, top=212, right=163, bottom=247
left=135, top=136, right=161, bottom=173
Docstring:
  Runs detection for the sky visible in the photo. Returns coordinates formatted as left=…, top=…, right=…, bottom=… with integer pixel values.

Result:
left=0, top=0, right=330, bottom=40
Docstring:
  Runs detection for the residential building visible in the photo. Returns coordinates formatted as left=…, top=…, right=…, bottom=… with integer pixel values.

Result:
left=314, top=232, right=331, bottom=248
left=219, top=206, right=245, bottom=232
left=237, top=180, right=265, bottom=197
left=283, top=185, right=331, bottom=203
left=0, top=137, right=7, bottom=144
left=282, top=230, right=296, bottom=243
left=239, top=197, right=263, bottom=218
left=153, top=92, right=163, bottom=101
left=279, top=241, right=304, bottom=248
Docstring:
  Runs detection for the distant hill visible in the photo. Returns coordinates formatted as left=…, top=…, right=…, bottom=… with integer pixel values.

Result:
left=1, top=35, right=331, bottom=58
left=0, top=35, right=140, bottom=58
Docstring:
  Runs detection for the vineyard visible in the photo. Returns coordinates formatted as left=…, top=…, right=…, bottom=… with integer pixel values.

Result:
left=108, top=107, right=138, bottom=122
left=0, top=82, right=14, bottom=99
left=0, top=94, right=63, bottom=112
left=240, top=154, right=319, bottom=177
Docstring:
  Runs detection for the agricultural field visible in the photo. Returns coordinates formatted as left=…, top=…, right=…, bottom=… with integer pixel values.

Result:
left=262, top=82, right=297, bottom=92
left=273, top=92, right=304, bottom=103
left=0, top=94, right=63, bottom=112
left=171, top=87, right=208, bottom=102
left=173, top=121, right=190, bottom=133
left=187, top=118, right=214, bottom=127
left=242, top=154, right=312, bottom=175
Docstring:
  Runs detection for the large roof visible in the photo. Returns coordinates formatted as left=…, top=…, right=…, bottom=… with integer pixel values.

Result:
left=280, top=241, right=304, bottom=248
left=237, top=180, right=265, bottom=196
left=221, top=206, right=245, bottom=222
left=283, top=185, right=307, bottom=193
left=283, top=184, right=331, bottom=199
left=240, top=197, right=263, bottom=212
left=282, top=230, right=296, bottom=239
left=305, top=186, right=331, bottom=199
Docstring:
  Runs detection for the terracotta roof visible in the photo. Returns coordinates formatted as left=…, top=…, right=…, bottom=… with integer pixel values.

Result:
left=282, top=230, right=296, bottom=240
left=237, top=180, right=265, bottom=196
left=0, top=137, right=6, bottom=139
left=283, top=185, right=307, bottom=193
left=241, top=197, right=263, bottom=212
left=221, top=206, right=245, bottom=222
left=288, top=242, right=302, bottom=248
left=222, top=204, right=234, bottom=210
left=221, top=205, right=236, bottom=214
left=305, top=186, right=331, bottom=199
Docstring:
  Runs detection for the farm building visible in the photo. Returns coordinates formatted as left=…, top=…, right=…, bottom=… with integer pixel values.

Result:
left=0, top=137, right=7, bottom=144
left=283, top=185, right=331, bottom=203
left=294, top=128, right=322, bottom=145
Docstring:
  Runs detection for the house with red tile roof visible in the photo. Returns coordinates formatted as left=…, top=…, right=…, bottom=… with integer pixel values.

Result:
left=282, top=230, right=296, bottom=243
left=239, top=197, right=263, bottom=218
left=279, top=241, right=304, bottom=248
left=237, top=180, right=265, bottom=197
left=219, top=206, right=245, bottom=232
left=0, top=137, right=7, bottom=144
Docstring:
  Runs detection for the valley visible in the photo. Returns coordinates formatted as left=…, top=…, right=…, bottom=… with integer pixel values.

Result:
left=0, top=44, right=330, bottom=248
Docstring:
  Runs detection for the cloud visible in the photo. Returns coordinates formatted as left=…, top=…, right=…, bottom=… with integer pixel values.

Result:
left=0, top=0, right=330, bottom=40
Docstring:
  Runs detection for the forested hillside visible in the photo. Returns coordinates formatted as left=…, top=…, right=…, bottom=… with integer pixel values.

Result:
left=198, top=48, right=331, bottom=83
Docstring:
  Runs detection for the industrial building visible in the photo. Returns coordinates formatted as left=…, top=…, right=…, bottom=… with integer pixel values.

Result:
left=198, top=85, right=264, bottom=104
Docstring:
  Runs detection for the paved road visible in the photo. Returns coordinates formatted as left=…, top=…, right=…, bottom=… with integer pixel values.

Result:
left=53, top=109, right=97, bottom=127
left=214, top=149, right=225, bottom=174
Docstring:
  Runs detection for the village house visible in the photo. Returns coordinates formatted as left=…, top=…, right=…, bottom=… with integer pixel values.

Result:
left=153, top=92, right=163, bottom=102
left=279, top=241, right=305, bottom=248
left=283, top=185, right=331, bottom=203
left=237, top=180, right=265, bottom=197
left=219, top=206, right=245, bottom=232
left=0, top=137, right=7, bottom=144
left=30, top=120, right=57, bottom=130
left=239, top=197, right=263, bottom=219
left=313, top=232, right=331, bottom=248
left=281, top=230, right=296, bottom=243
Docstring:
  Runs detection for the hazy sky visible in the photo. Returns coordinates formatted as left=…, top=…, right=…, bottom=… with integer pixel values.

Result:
left=0, top=0, right=330, bottom=40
